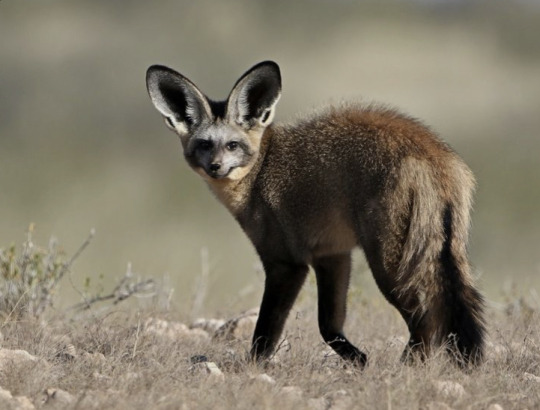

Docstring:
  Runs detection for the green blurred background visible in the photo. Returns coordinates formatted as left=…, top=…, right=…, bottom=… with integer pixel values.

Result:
left=1, top=0, right=539, bottom=314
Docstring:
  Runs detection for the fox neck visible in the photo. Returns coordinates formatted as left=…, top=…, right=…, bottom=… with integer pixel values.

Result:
left=204, top=128, right=272, bottom=216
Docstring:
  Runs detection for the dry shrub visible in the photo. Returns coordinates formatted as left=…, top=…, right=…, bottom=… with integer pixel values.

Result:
left=0, top=226, right=79, bottom=320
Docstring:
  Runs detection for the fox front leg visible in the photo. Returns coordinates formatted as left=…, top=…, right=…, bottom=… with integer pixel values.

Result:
left=251, top=262, right=309, bottom=361
left=313, top=253, right=367, bottom=367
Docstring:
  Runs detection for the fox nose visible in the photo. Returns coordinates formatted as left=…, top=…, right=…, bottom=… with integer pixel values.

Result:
left=209, top=163, right=221, bottom=172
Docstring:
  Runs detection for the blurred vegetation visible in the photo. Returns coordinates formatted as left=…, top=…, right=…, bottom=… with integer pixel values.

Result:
left=0, top=227, right=158, bottom=320
left=1, top=0, right=539, bottom=312
left=0, top=226, right=68, bottom=319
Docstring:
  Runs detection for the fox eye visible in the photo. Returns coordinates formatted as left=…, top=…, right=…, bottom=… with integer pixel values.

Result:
left=226, top=141, right=239, bottom=151
left=197, top=140, right=213, bottom=151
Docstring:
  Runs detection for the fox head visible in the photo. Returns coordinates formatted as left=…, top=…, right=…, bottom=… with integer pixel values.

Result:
left=146, top=61, right=281, bottom=181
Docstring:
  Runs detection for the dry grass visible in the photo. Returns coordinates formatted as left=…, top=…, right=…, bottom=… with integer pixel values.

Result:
left=1, top=234, right=539, bottom=409
left=1, top=292, right=539, bottom=410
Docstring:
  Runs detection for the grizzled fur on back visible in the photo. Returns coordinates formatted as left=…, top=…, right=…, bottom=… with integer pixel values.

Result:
left=146, top=61, right=485, bottom=367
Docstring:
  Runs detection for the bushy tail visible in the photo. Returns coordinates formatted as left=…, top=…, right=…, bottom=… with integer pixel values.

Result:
left=392, top=157, right=485, bottom=366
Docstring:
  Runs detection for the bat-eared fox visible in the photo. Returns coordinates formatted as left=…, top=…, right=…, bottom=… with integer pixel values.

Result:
left=146, top=61, right=485, bottom=367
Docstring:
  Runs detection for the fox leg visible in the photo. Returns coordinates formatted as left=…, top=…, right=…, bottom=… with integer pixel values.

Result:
left=399, top=310, right=433, bottom=363
left=369, top=264, right=432, bottom=362
left=251, top=262, right=309, bottom=361
left=313, top=253, right=367, bottom=366
left=359, top=234, right=431, bottom=363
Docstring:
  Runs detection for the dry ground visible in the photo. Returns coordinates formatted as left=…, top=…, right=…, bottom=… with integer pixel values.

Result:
left=0, top=294, right=539, bottom=410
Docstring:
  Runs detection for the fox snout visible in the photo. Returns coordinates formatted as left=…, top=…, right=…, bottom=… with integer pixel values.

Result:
left=206, top=160, right=232, bottom=179
left=192, top=148, right=239, bottom=179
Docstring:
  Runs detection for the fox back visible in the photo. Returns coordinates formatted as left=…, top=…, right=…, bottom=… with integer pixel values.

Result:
left=146, top=61, right=485, bottom=367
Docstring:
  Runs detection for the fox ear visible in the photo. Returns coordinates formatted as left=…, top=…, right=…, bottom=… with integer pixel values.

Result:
left=227, top=61, right=281, bottom=130
left=146, top=65, right=212, bottom=136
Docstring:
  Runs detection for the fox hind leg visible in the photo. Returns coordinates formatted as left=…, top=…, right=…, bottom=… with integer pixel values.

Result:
left=359, top=233, right=433, bottom=363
